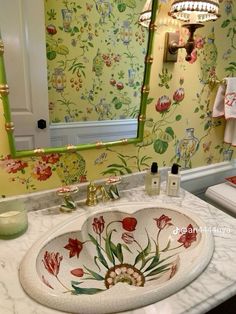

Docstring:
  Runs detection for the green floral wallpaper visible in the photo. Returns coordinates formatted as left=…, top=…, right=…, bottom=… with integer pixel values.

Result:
left=0, top=0, right=235, bottom=197
left=45, top=0, right=148, bottom=123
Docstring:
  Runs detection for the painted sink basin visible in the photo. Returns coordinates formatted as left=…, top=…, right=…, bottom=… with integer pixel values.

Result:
left=19, top=202, right=214, bottom=314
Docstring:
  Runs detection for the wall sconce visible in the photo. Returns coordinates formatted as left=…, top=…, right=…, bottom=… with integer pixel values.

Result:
left=164, top=0, right=220, bottom=62
left=139, top=0, right=152, bottom=28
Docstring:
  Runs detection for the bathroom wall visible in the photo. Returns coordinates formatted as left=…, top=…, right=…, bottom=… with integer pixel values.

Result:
left=0, top=0, right=235, bottom=197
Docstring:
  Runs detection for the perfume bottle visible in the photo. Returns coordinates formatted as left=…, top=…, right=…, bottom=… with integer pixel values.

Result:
left=166, top=163, right=181, bottom=197
left=145, top=162, right=160, bottom=196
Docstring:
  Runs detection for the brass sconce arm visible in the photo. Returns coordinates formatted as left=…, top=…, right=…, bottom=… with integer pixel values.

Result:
left=164, top=23, right=204, bottom=63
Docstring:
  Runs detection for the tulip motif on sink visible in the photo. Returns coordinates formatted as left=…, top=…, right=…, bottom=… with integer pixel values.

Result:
left=41, top=212, right=198, bottom=295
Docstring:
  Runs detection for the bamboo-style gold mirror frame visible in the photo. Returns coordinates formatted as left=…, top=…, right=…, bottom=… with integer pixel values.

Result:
left=0, top=1, right=158, bottom=158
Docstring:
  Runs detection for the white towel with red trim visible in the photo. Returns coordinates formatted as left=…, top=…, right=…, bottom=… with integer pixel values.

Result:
left=212, top=77, right=236, bottom=146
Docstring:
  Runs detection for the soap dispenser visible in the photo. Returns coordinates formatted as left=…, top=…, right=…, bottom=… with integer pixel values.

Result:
left=145, top=162, right=160, bottom=196
left=166, top=163, right=181, bottom=197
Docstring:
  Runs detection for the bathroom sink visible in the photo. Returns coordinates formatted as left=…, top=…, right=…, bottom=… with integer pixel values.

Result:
left=19, top=202, right=214, bottom=314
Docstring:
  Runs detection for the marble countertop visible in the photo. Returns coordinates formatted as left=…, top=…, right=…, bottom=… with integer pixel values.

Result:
left=1, top=184, right=236, bottom=314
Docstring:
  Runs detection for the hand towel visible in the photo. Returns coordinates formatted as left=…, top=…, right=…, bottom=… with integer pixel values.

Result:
left=224, top=118, right=236, bottom=146
left=224, top=77, right=236, bottom=119
left=212, top=83, right=226, bottom=118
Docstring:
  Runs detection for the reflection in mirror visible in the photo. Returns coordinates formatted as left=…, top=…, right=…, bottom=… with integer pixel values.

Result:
left=46, top=0, right=148, bottom=146
left=0, top=0, right=158, bottom=157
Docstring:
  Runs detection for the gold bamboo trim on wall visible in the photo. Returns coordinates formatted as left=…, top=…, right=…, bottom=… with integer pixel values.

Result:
left=33, top=148, right=45, bottom=155
left=145, top=56, right=154, bottom=64
left=138, top=114, right=146, bottom=122
left=66, top=144, right=77, bottom=151
left=5, top=122, right=15, bottom=132
left=96, top=141, right=105, bottom=148
left=121, top=139, right=128, bottom=145
left=0, top=84, right=9, bottom=96
left=142, top=85, right=150, bottom=93
left=149, top=23, right=157, bottom=31
left=0, top=40, right=4, bottom=56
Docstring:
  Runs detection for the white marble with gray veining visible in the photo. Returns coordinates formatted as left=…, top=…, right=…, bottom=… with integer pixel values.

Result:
left=0, top=178, right=236, bottom=314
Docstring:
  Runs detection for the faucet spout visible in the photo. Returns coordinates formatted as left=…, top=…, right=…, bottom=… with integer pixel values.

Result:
left=86, top=182, right=110, bottom=206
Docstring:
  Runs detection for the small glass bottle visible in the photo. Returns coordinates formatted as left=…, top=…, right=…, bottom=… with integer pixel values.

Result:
left=166, top=164, right=181, bottom=197
left=145, top=162, right=160, bottom=196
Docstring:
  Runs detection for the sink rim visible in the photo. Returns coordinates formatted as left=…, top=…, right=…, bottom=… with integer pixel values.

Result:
left=19, top=202, right=214, bottom=314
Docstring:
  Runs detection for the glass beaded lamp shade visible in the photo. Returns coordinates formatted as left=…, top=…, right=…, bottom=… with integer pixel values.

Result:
left=169, top=0, right=220, bottom=23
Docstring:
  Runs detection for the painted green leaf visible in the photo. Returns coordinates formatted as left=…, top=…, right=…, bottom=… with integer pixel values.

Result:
left=72, top=282, right=105, bottom=295
left=147, top=98, right=154, bottom=105
left=146, top=263, right=172, bottom=277
left=116, top=243, right=124, bottom=264
left=88, top=233, right=99, bottom=246
left=115, top=102, right=123, bottom=110
left=134, top=232, right=151, bottom=266
left=153, top=139, right=168, bottom=154
left=144, top=255, right=160, bottom=272
left=165, top=127, right=174, bottom=139
left=125, top=0, right=136, bottom=8
left=96, top=244, right=109, bottom=269
left=105, top=230, right=115, bottom=264
left=221, top=19, right=231, bottom=28
left=161, top=239, right=171, bottom=252
left=47, top=50, right=57, bottom=60
left=83, top=266, right=104, bottom=281
left=73, top=26, right=79, bottom=32
left=56, top=45, right=69, bottom=55
left=175, top=115, right=182, bottom=121
left=121, top=243, right=133, bottom=253
left=117, top=3, right=126, bottom=12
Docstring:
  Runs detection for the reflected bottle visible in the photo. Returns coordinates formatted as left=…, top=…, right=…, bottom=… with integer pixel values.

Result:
left=177, top=128, right=199, bottom=169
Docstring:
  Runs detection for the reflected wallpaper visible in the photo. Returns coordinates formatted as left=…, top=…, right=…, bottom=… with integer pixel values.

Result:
left=45, top=0, right=148, bottom=123
left=0, top=0, right=235, bottom=196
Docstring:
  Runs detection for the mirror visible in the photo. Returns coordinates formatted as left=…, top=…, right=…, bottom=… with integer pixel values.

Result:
left=0, top=0, right=158, bottom=157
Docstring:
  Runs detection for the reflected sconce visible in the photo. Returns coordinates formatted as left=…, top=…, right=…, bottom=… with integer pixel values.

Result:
left=164, top=0, right=220, bottom=62
left=139, top=0, right=152, bottom=28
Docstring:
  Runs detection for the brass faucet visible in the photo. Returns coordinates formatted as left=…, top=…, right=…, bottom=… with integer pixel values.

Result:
left=86, top=182, right=110, bottom=206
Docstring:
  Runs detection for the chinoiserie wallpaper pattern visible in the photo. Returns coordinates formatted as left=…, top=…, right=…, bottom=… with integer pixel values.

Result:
left=45, top=0, right=147, bottom=123
left=0, top=0, right=235, bottom=196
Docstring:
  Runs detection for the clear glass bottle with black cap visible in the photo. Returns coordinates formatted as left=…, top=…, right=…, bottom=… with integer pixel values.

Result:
left=166, top=163, right=181, bottom=197
left=145, top=162, right=160, bottom=196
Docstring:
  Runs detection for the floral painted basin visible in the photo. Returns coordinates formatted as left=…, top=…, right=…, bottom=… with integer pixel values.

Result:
left=19, top=203, right=214, bottom=314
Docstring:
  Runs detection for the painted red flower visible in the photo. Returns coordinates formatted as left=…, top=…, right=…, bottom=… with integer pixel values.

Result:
left=64, top=238, right=83, bottom=258
left=121, top=217, right=137, bottom=232
left=173, top=87, right=185, bottom=103
left=79, top=175, right=87, bottom=183
left=177, top=224, right=197, bottom=248
left=32, top=162, right=52, bottom=181
left=225, top=92, right=236, bottom=107
left=0, top=155, right=28, bottom=173
left=42, top=251, right=63, bottom=276
left=92, top=216, right=105, bottom=235
left=155, top=95, right=171, bottom=113
left=42, top=153, right=60, bottom=164
left=121, top=232, right=134, bottom=244
left=195, top=37, right=205, bottom=49
left=70, top=268, right=84, bottom=277
left=188, top=50, right=197, bottom=64
left=46, top=24, right=57, bottom=35
left=154, top=214, right=173, bottom=230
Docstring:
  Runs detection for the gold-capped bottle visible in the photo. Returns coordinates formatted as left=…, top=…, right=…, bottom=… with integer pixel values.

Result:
left=145, top=162, right=160, bottom=196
